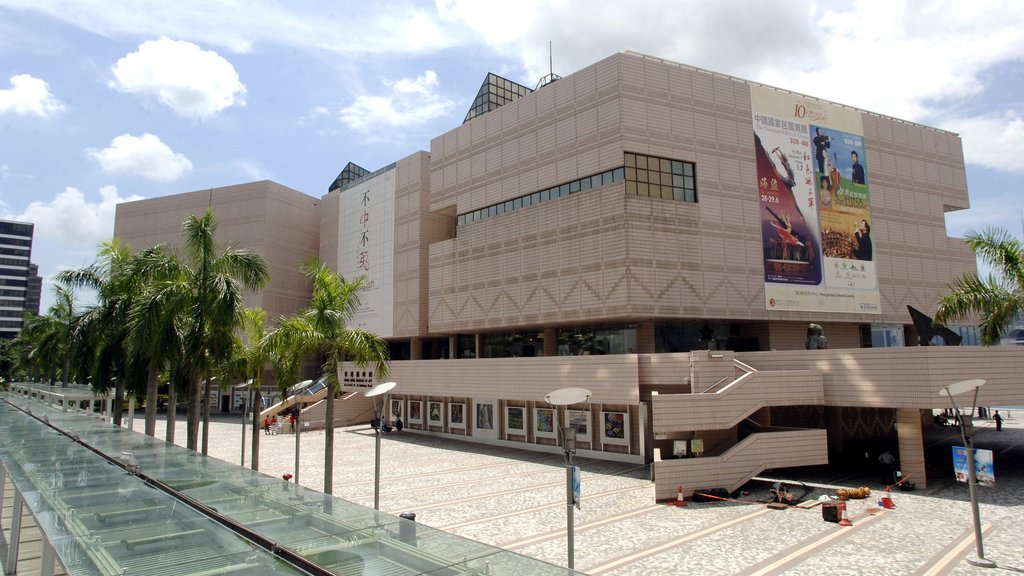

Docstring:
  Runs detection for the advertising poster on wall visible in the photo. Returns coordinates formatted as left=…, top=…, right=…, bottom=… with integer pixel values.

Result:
left=751, top=85, right=880, bottom=314
left=952, top=446, right=995, bottom=486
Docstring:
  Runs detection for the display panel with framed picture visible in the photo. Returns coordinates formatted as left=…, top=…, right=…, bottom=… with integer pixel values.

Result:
left=535, top=407, right=557, bottom=439
left=449, top=402, right=466, bottom=428
left=390, top=399, right=403, bottom=421
left=474, top=400, right=496, bottom=439
left=505, top=406, right=526, bottom=435
left=428, top=401, right=443, bottom=425
left=567, top=409, right=591, bottom=443
left=672, top=439, right=688, bottom=457
left=408, top=400, right=422, bottom=424
left=601, top=411, right=629, bottom=446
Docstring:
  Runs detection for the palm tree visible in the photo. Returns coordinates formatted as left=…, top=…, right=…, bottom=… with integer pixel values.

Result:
left=935, top=226, right=1024, bottom=345
left=57, top=239, right=148, bottom=426
left=131, top=209, right=269, bottom=452
left=18, top=286, right=77, bottom=386
left=264, top=259, right=390, bottom=494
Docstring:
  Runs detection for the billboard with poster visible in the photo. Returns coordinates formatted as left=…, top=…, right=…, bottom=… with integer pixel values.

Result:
left=751, top=85, right=880, bottom=314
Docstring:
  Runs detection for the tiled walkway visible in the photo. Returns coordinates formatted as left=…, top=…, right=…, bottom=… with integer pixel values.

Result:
left=121, top=413, right=1024, bottom=575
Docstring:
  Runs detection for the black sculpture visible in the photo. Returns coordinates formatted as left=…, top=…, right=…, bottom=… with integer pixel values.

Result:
left=805, top=323, right=828, bottom=349
left=907, top=305, right=962, bottom=346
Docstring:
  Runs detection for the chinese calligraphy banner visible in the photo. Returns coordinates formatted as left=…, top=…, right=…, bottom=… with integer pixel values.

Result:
left=751, top=85, right=880, bottom=314
left=338, top=168, right=396, bottom=336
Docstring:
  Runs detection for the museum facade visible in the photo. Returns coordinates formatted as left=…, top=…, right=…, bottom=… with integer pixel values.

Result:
left=114, top=52, right=1024, bottom=498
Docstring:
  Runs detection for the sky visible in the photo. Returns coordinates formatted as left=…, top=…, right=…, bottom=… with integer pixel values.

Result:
left=2, top=0, right=1023, bottom=312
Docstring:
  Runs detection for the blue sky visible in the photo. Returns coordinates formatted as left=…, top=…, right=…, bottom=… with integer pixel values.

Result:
left=2, top=0, right=1023, bottom=311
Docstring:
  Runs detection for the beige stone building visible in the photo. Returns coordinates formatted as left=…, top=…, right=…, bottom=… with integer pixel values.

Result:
left=114, top=52, right=1024, bottom=499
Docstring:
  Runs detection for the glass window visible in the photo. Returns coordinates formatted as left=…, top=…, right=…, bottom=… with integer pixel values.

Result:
left=649, top=171, right=661, bottom=185
left=625, top=153, right=636, bottom=167
left=532, top=192, right=542, bottom=204
left=496, top=203, right=505, bottom=215
left=671, top=160, right=683, bottom=174
left=613, top=167, right=624, bottom=181
left=569, top=180, right=580, bottom=193
left=513, top=198, right=522, bottom=210
left=636, top=155, right=647, bottom=170
left=580, top=177, right=591, bottom=191
left=505, top=200, right=513, bottom=213
left=560, top=184, right=570, bottom=196
left=458, top=215, right=466, bottom=226
left=626, top=181, right=637, bottom=195
left=684, top=163, right=693, bottom=176
left=660, top=158, right=671, bottom=172
left=637, top=170, right=648, bottom=183
left=638, top=182, right=649, bottom=196
left=522, top=195, right=532, bottom=207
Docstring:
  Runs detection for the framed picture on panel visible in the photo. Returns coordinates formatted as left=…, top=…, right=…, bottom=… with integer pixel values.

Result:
left=506, top=406, right=526, bottom=435
left=428, top=401, right=443, bottom=425
left=672, top=439, right=688, bottom=457
left=535, top=407, right=557, bottom=439
left=408, top=400, right=422, bottom=424
left=390, top=399, right=403, bottom=421
left=449, top=403, right=465, bottom=428
left=475, top=400, right=496, bottom=439
left=567, top=409, right=590, bottom=443
left=601, top=411, right=629, bottom=446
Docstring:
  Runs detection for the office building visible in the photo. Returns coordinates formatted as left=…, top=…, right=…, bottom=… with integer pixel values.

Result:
left=0, top=219, right=34, bottom=339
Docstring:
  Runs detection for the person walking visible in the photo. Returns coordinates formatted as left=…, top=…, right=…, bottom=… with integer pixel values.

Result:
left=993, top=411, right=1004, bottom=431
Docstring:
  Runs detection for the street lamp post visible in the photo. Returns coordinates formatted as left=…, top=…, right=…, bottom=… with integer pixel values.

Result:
left=939, top=378, right=996, bottom=569
left=545, top=387, right=592, bottom=571
left=365, top=381, right=397, bottom=510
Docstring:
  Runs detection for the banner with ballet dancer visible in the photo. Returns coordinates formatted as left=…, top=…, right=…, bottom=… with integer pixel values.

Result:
left=751, top=85, right=880, bottom=314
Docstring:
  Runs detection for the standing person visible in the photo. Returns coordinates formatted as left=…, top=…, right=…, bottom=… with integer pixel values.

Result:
left=813, top=128, right=831, bottom=176
left=395, top=416, right=404, bottom=432
left=264, top=415, right=271, bottom=435
left=993, top=410, right=1004, bottom=431
left=878, top=450, right=897, bottom=484
left=851, top=151, right=865, bottom=184
left=852, top=219, right=872, bottom=261
left=271, top=415, right=278, bottom=435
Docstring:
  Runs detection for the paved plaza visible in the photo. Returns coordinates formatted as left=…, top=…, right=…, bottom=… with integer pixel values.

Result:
left=115, top=410, right=1023, bottom=576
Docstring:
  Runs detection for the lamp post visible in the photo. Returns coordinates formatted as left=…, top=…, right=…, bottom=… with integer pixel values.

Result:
left=545, top=387, right=592, bottom=570
left=236, top=379, right=253, bottom=467
left=365, top=381, right=397, bottom=510
left=939, top=378, right=995, bottom=569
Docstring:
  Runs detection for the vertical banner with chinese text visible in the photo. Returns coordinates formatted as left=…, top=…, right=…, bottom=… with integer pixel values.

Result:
left=338, top=169, right=396, bottom=337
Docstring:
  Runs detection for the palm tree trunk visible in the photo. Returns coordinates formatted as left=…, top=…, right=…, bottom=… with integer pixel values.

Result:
left=145, top=370, right=158, bottom=436
left=324, top=372, right=335, bottom=495
left=166, top=384, right=176, bottom=444
left=187, top=378, right=201, bottom=451
left=251, top=382, right=261, bottom=470
left=202, top=374, right=212, bottom=455
left=113, top=377, right=125, bottom=426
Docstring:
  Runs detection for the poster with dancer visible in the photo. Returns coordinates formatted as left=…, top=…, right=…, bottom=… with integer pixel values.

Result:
left=751, top=85, right=880, bottom=314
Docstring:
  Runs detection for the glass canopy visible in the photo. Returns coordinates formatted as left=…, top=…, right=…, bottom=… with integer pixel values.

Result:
left=0, top=389, right=576, bottom=575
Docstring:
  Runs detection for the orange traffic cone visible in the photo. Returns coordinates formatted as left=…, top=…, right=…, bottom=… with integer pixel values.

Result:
left=838, top=502, right=852, bottom=526
left=675, top=486, right=687, bottom=507
left=880, top=487, right=894, bottom=509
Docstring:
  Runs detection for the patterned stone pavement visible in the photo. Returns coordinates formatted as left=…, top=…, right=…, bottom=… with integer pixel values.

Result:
left=134, top=412, right=1024, bottom=575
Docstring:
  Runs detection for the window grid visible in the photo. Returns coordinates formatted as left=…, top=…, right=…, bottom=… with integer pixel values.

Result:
left=457, top=167, right=625, bottom=226
left=624, top=152, right=697, bottom=203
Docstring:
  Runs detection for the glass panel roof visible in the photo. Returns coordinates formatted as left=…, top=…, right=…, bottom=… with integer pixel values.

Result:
left=0, top=389, right=576, bottom=576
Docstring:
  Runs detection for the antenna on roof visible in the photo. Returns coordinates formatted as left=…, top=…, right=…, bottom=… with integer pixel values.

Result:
left=536, top=41, right=562, bottom=90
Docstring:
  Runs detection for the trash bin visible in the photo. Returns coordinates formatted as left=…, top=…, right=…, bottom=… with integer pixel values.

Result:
left=822, top=503, right=840, bottom=523
left=398, top=512, right=417, bottom=546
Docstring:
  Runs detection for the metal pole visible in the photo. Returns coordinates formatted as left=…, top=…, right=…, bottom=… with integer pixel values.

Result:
left=374, top=407, right=383, bottom=510
left=946, top=389, right=995, bottom=569
left=294, top=411, right=301, bottom=485
left=241, top=398, right=247, bottom=467
left=563, top=424, right=574, bottom=570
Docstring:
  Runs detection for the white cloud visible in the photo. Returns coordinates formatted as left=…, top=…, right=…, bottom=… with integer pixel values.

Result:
left=110, top=37, right=246, bottom=119
left=5, top=185, right=144, bottom=244
left=338, top=71, right=455, bottom=132
left=939, top=112, right=1024, bottom=173
left=0, top=74, right=66, bottom=118
left=0, top=164, right=8, bottom=178
left=86, top=133, right=193, bottom=181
